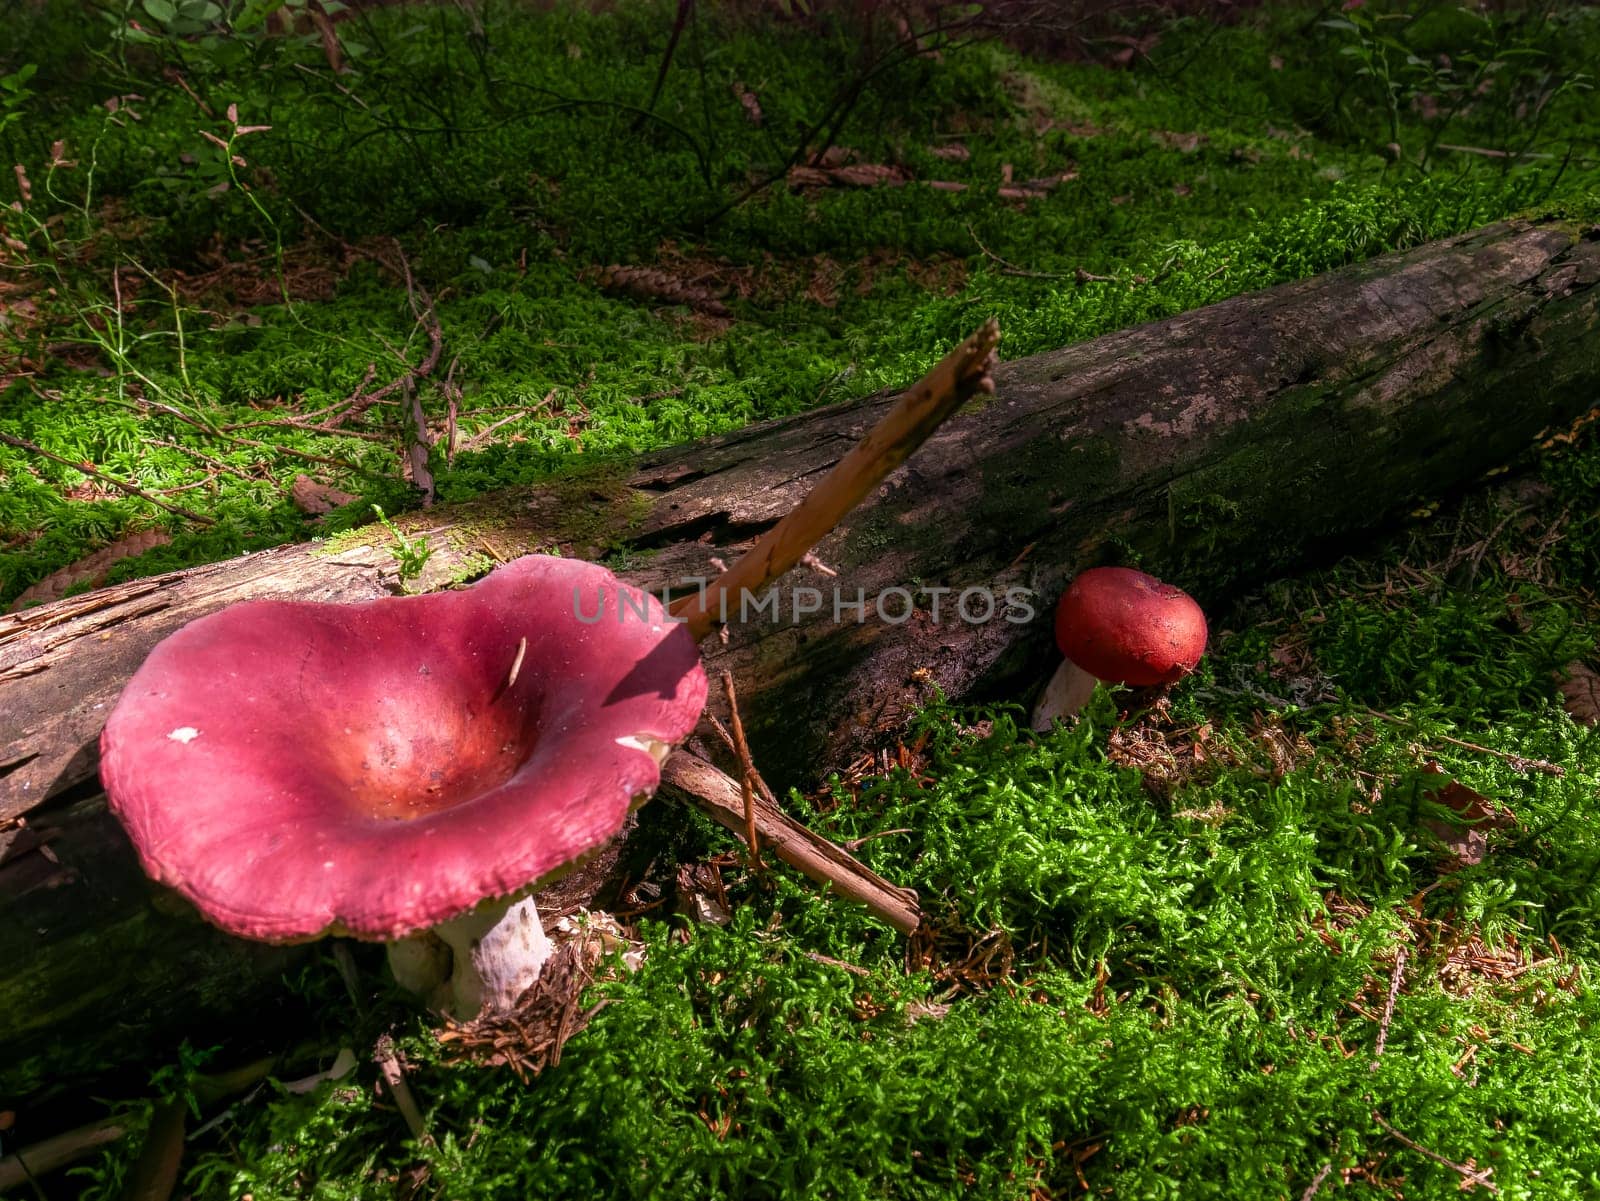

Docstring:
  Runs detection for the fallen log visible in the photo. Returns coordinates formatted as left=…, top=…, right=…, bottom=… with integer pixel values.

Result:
left=3, top=218, right=1598, bottom=1103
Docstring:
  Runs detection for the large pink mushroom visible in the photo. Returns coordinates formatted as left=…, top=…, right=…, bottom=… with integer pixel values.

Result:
left=99, top=320, right=1002, bottom=1021
left=1029, top=566, right=1207, bottom=731
left=100, top=556, right=705, bottom=1017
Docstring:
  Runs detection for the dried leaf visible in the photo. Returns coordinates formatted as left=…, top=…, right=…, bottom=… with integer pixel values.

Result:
left=998, top=170, right=1079, bottom=201
left=1420, top=762, right=1515, bottom=870
left=1557, top=661, right=1600, bottom=725
left=1152, top=130, right=1206, bottom=153
left=1024, top=170, right=1077, bottom=192
left=905, top=256, right=968, bottom=297
left=786, top=164, right=834, bottom=188
left=805, top=257, right=841, bottom=308
left=9, top=530, right=171, bottom=611
left=827, top=163, right=908, bottom=188
left=1105, top=33, right=1161, bottom=67
left=594, top=265, right=732, bottom=317
left=290, top=474, right=357, bottom=516
left=307, top=7, right=344, bottom=74
left=676, top=862, right=732, bottom=925
left=731, top=81, right=762, bottom=126
left=929, top=143, right=969, bottom=161
left=786, top=162, right=909, bottom=190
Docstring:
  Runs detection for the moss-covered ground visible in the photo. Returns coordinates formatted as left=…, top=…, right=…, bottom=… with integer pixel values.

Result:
left=5, top=1, right=1600, bottom=1197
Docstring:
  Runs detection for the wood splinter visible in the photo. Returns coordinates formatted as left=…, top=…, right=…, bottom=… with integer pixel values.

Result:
left=719, top=669, right=764, bottom=871
left=670, top=318, right=1000, bottom=642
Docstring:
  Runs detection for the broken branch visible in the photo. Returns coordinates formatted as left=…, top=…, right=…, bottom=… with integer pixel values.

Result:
left=672, top=318, right=999, bottom=641
left=660, top=750, right=921, bottom=934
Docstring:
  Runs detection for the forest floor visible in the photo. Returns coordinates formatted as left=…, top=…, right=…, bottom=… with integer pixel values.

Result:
left=4, top=1, right=1600, bottom=1197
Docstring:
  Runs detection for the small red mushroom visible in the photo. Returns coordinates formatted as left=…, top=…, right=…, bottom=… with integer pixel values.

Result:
left=1029, top=566, right=1207, bottom=731
left=101, top=555, right=707, bottom=1018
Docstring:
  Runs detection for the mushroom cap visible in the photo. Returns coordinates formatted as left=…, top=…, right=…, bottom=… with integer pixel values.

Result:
left=1054, top=566, right=1207, bottom=688
left=100, top=555, right=707, bottom=943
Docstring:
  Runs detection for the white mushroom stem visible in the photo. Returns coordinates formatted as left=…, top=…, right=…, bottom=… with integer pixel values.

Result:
left=386, top=930, right=452, bottom=999
left=1029, top=657, right=1101, bottom=732
left=387, top=895, right=554, bottom=1019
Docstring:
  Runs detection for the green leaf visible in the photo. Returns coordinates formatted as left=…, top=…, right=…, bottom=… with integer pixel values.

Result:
left=0, top=63, right=38, bottom=93
left=143, top=0, right=178, bottom=24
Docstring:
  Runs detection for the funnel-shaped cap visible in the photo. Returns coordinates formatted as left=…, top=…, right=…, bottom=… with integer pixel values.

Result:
left=100, top=555, right=707, bottom=943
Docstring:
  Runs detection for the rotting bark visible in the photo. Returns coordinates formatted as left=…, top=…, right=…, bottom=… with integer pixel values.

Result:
left=3, top=218, right=1599, bottom=1102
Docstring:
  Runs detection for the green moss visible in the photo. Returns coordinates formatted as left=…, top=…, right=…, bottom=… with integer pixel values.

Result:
left=11, top=4, right=1600, bottom=1197
left=4, top=0, right=1597, bottom=603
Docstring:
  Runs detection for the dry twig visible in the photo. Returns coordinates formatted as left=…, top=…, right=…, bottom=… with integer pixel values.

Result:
left=0, top=432, right=214, bottom=525
left=1299, top=1152, right=1337, bottom=1201
left=965, top=223, right=1072, bottom=280
left=1370, top=1110, right=1498, bottom=1193
left=1365, top=708, right=1564, bottom=776
left=670, top=318, right=998, bottom=640
left=659, top=751, right=921, bottom=934
left=720, top=670, right=764, bottom=870
left=1371, top=946, right=1406, bottom=1070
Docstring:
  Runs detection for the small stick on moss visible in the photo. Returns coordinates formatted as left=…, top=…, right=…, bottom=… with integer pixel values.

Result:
left=144, top=438, right=290, bottom=491
left=0, top=432, right=215, bottom=526
left=120, top=396, right=386, bottom=481
left=331, top=943, right=433, bottom=1148
left=965, top=223, right=1072, bottom=280
left=1363, top=708, right=1564, bottom=776
left=455, top=391, right=557, bottom=454
left=804, top=950, right=871, bottom=977
left=1370, top=946, right=1406, bottom=1070
left=720, top=669, right=763, bottom=870
left=672, top=318, right=999, bottom=641
left=1370, top=1110, right=1497, bottom=1193
left=216, top=433, right=378, bottom=477
left=374, top=1034, right=432, bottom=1147
left=660, top=751, right=921, bottom=934
left=222, top=416, right=396, bottom=442
left=1299, top=1151, right=1337, bottom=1201
left=708, top=713, right=779, bottom=808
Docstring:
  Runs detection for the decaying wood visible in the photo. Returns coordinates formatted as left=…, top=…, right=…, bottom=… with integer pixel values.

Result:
left=4, top=219, right=1599, bottom=1102
left=660, top=750, right=922, bottom=934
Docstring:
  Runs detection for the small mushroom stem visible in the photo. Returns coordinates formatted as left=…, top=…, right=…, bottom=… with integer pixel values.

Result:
left=386, top=930, right=453, bottom=1000
left=428, top=895, right=554, bottom=1019
left=1029, top=658, right=1099, bottom=731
